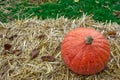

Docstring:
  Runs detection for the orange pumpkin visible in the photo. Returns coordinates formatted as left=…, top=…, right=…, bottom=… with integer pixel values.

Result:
left=61, top=28, right=110, bottom=75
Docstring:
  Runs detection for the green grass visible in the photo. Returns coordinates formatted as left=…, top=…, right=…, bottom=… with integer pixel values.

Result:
left=0, top=0, right=120, bottom=24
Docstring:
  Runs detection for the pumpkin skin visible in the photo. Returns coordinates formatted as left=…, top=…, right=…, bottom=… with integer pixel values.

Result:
left=61, top=28, right=110, bottom=75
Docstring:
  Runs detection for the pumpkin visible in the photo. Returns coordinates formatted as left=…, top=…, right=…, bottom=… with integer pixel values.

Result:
left=61, top=28, right=110, bottom=75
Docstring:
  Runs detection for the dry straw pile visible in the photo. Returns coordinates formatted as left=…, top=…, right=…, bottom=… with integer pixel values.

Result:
left=0, top=15, right=120, bottom=80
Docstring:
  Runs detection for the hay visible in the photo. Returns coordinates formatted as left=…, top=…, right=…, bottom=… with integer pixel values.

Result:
left=0, top=15, right=120, bottom=80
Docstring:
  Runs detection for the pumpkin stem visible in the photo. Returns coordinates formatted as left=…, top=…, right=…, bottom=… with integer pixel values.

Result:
left=84, top=36, right=93, bottom=45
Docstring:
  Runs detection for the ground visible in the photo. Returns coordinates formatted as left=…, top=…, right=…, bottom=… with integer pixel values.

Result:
left=0, top=0, right=120, bottom=24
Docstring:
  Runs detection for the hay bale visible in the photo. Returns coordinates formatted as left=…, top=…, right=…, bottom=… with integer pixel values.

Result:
left=0, top=15, right=120, bottom=80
